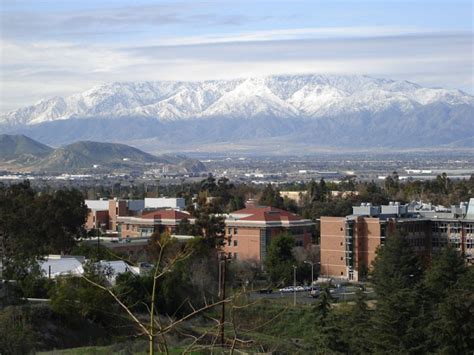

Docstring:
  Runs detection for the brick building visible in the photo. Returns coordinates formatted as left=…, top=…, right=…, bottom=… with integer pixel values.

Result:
left=116, top=209, right=193, bottom=238
left=85, top=198, right=185, bottom=232
left=320, top=199, right=474, bottom=281
left=222, top=204, right=314, bottom=262
left=85, top=198, right=314, bottom=263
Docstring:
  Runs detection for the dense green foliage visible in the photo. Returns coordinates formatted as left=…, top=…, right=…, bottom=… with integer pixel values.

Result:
left=1, top=176, right=473, bottom=353
left=265, top=233, right=297, bottom=284
left=0, top=181, right=87, bottom=297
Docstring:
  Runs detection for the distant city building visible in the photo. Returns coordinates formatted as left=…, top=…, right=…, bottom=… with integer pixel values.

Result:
left=320, top=199, right=474, bottom=281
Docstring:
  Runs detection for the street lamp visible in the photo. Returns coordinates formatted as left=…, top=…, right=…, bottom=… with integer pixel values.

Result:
left=292, top=265, right=297, bottom=306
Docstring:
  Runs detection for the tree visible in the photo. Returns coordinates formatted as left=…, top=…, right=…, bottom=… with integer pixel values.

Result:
left=0, top=182, right=87, bottom=296
left=370, top=231, right=426, bottom=353
left=313, top=287, right=332, bottom=322
left=371, top=231, right=423, bottom=298
left=343, top=289, right=372, bottom=354
left=311, top=288, right=347, bottom=353
left=423, top=247, right=474, bottom=353
left=78, top=233, right=235, bottom=354
left=384, top=171, right=400, bottom=196
left=265, top=233, right=296, bottom=284
left=192, top=199, right=226, bottom=247
left=50, top=262, right=119, bottom=327
left=259, top=184, right=284, bottom=208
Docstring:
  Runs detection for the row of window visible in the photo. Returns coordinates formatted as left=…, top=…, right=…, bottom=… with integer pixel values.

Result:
left=227, top=252, right=238, bottom=259
left=227, top=227, right=239, bottom=235
left=432, top=223, right=474, bottom=234
left=227, top=238, right=238, bottom=247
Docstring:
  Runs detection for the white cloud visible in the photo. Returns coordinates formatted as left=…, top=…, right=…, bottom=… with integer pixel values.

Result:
left=149, top=26, right=432, bottom=46
left=1, top=30, right=472, bottom=113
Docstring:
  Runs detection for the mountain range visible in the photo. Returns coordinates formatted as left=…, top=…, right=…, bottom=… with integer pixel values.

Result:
left=0, top=134, right=206, bottom=173
left=1, top=75, right=473, bottom=151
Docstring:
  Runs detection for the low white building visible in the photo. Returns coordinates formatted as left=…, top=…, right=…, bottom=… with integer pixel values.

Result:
left=144, top=197, right=185, bottom=210
left=39, top=255, right=85, bottom=279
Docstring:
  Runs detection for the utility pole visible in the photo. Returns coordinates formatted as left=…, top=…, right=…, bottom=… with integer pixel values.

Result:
left=293, top=265, right=297, bottom=306
left=219, top=255, right=228, bottom=347
left=96, top=228, right=100, bottom=257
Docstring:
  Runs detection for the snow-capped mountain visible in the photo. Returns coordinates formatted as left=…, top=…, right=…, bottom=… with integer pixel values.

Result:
left=1, top=74, right=473, bottom=149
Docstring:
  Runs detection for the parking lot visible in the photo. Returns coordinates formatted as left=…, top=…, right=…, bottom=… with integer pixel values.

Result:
left=249, top=285, right=375, bottom=304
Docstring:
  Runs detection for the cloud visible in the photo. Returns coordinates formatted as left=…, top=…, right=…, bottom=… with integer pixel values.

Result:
left=0, top=31, right=472, bottom=113
left=0, top=3, right=268, bottom=42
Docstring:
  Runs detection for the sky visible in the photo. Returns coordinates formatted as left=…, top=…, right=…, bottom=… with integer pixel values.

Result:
left=0, top=0, right=473, bottom=112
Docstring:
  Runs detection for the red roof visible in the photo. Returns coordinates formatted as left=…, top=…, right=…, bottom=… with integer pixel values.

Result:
left=231, top=206, right=303, bottom=222
left=141, top=209, right=191, bottom=220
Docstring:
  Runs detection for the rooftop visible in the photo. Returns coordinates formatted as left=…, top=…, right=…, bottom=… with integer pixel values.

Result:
left=227, top=205, right=314, bottom=227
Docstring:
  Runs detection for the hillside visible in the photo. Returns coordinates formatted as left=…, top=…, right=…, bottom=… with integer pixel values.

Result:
left=0, top=135, right=206, bottom=173
left=0, top=134, right=53, bottom=161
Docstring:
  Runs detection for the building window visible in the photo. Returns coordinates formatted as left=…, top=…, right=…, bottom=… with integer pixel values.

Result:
left=340, top=257, right=344, bottom=261
left=227, top=237, right=232, bottom=246
left=467, top=238, right=474, bottom=249
left=234, top=227, right=238, bottom=234
left=228, top=227, right=232, bottom=235
left=234, top=253, right=238, bottom=259
left=465, top=224, right=474, bottom=234
left=233, top=240, right=238, bottom=247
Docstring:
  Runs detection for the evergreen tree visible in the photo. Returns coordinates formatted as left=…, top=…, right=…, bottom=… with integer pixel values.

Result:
left=424, top=247, right=473, bottom=353
left=259, top=184, right=284, bottom=208
left=265, top=233, right=296, bottom=284
left=343, top=289, right=372, bottom=354
left=311, top=288, right=346, bottom=354
left=371, top=231, right=426, bottom=353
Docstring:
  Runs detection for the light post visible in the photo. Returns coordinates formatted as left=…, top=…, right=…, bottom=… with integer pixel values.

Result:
left=292, top=265, right=297, bottom=306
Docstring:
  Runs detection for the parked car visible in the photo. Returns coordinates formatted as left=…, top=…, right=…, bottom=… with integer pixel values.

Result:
left=258, top=288, right=273, bottom=294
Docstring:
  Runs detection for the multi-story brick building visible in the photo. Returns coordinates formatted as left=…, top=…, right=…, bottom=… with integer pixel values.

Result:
left=222, top=204, right=314, bottom=262
left=116, top=209, right=193, bottom=238
left=85, top=198, right=186, bottom=232
left=85, top=198, right=314, bottom=263
left=320, top=199, right=474, bottom=281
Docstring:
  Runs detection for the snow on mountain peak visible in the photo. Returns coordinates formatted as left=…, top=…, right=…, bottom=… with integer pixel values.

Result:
left=1, top=74, right=472, bottom=126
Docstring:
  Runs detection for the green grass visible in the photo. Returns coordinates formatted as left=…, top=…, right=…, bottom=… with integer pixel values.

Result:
left=38, top=342, right=206, bottom=355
